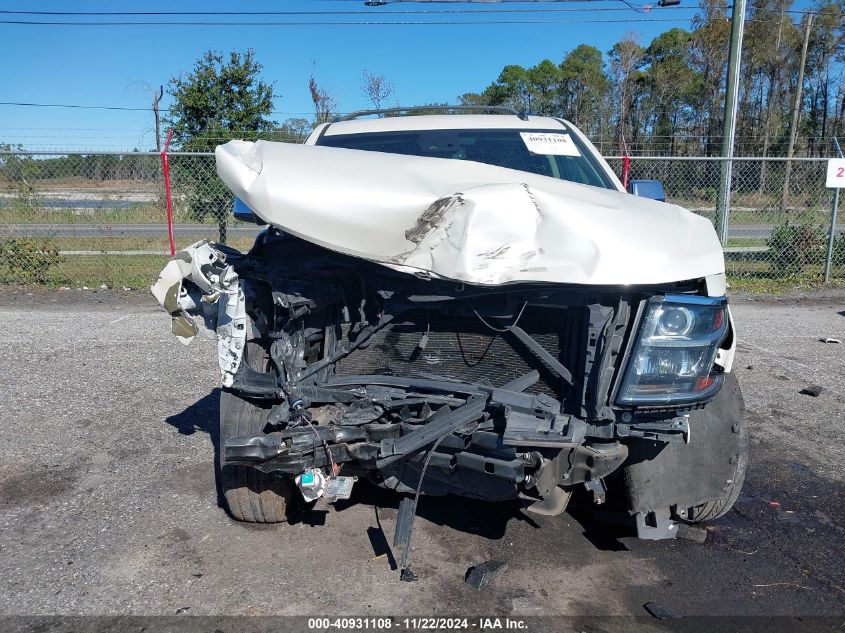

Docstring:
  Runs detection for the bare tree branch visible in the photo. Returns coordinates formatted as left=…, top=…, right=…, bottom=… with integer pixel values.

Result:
left=309, top=73, right=337, bottom=125
left=361, top=69, right=395, bottom=111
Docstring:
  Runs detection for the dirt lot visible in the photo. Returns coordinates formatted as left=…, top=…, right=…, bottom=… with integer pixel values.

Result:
left=0, top=289, right=843, bottom=623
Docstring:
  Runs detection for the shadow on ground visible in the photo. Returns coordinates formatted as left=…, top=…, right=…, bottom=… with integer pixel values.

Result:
left=165, top=389, right=223, bottom=507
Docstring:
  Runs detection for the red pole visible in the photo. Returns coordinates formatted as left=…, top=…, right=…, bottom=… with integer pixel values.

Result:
left=620, top=135, right=631, bottom=190
left=622, top=153, right=631, bottom=190
left=160, top=128, right=176, bottom=257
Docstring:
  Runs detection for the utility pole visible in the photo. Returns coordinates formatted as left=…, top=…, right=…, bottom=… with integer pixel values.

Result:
left=152, top=85, right=164, bottom=153
left=781, top=14, right=813, bottom=210
left=715, top=0, right=747, bottom=245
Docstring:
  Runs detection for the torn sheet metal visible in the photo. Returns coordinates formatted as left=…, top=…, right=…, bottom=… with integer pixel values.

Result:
left=216, top=140, right=724, bottom=287
left=150, top=241, right=247, bottom=386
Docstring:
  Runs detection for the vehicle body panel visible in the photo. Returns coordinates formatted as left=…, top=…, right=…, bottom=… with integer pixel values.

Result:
left=216, top=140, right=724, bottom=287
left=152, top=112, right=743, bottom=541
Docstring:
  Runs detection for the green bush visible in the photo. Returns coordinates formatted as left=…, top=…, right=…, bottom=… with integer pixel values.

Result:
left=766, top=222, right=825, bottom=276
left=0, top=238, right=60, bottom=284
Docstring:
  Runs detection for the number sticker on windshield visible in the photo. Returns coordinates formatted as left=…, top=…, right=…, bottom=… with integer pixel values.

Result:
left=519, top=132, right=581, bottom=157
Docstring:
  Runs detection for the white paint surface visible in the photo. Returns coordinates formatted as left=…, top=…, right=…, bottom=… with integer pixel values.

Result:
left=826, top=158, right=845, bottom=188
left=216, top=140, right=725, bottom=287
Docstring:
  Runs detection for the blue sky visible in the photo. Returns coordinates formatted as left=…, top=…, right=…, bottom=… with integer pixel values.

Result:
left=0, top=0, right=809, bottom=151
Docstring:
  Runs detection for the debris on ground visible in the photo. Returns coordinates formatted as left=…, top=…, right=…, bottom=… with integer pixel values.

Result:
left=643, top=601, right=678, bottom=620
left=676, top=523, right=708, bottom=543
left=465, top=560, right=509, bottom=589
left=400, top=568, right=419, bottom=583
left=818, top=337, right=841, bottom=344
left=768, top=501, right=781, bottom=508
left=799, top=385, right=824, bottom=397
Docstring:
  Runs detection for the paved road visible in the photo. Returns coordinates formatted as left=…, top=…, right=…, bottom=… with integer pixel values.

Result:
left=2, top=223, right=844, bottom=240
left=0, top=290, right=843, bottom=622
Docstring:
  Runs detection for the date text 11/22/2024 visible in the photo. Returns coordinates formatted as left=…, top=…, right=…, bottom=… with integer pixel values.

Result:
left=307, top=617, right=529, bottom=630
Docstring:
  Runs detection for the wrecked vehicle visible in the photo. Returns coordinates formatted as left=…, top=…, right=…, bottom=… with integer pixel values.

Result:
left=153, top=107, right=746, bottom=550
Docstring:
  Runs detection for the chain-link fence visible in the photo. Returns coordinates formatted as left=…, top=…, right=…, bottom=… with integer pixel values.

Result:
left=1, top=149, right=842, bottom=288
left=605, top=156, right=844, bottom=284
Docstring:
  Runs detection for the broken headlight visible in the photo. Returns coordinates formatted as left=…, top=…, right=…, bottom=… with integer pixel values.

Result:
left=617, top=294, right=728, bottom=406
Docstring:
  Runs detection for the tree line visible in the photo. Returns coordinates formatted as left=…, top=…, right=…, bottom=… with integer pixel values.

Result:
left=454, top=0, right=844, bottom=157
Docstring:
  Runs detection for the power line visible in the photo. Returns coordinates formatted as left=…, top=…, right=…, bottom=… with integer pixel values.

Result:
left=0, top=101, right=150, bottom=111
left=344, top=0, right=679, bottom=2
left=0, top=6, right=711, bottom=15
left=318, top=0, right=823, bottom=8
left=0, top=101, right=315, bottom=115
left=0, top=4, right=819, bottom=19
left=0, top=127, right=148, bottom=130
left=0, top=18, right=715, bottom=26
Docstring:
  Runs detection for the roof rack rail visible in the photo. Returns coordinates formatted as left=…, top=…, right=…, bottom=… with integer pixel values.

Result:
left=338, top=105, right=530, bottom=122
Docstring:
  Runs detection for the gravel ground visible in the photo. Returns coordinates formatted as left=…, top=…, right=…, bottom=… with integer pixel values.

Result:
left=0, top=288, right=843, bottom=620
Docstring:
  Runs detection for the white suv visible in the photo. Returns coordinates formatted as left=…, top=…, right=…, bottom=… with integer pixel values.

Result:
left=153, top=108, right=744, bottom=565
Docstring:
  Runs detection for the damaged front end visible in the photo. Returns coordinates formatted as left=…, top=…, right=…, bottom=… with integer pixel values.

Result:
left=150, top=241, right=248, bottom=387
left=152, top=231, right=733, bottom=528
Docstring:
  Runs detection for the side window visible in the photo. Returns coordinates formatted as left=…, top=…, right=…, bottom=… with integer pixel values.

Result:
left=556, top=156, right=604, bottom=188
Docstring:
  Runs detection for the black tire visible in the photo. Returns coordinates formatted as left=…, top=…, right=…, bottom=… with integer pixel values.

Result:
left=677, top=373, right=749, bottom=522
left=219, top=340, right=295, bottom=523
left=621, top=372, right=748, bottom=523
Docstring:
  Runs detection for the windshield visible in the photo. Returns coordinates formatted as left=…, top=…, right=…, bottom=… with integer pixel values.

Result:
left=316, top=127, right=615, bottom=190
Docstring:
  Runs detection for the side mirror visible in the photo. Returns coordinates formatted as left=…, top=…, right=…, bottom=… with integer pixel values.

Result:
left=233, top=196, right=266, bottom=225
left=627, top=180, right=666, bottom=202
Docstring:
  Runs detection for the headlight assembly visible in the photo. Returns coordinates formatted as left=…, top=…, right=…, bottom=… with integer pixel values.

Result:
left=617, top=294, right=729, bottom=406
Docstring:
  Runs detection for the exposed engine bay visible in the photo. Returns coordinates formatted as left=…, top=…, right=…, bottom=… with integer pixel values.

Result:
left=152, top=230, right=735, bottom=526
left=151, top=137, right=744, bottom=569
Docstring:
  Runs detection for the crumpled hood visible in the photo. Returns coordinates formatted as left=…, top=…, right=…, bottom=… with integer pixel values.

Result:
left=216, top=140, right=724, bottom=286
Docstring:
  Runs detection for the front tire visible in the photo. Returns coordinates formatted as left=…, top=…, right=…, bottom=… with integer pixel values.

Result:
left=219, top=341, right=295, bottom=523
left=621, top=372, right=748, bottom=523
left=676, top=373, right=748, bottom=522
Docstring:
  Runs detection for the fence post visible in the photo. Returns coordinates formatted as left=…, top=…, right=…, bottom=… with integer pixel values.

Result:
left=715, top=0, right=746, bottom=246
left=160, top=129, right=176, bottom=257
left=823, top=138, right=843, bottom=283
left=716, top=157, right=733, bottom=245
left=824, top=189, right=840, bottom=283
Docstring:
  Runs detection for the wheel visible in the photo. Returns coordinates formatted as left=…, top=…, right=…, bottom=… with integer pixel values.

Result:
left=219, top=340, right=295, bottom=523
left=676, top=372, right=748, bottom=522
left=621, top=372, right=748, bottom=523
